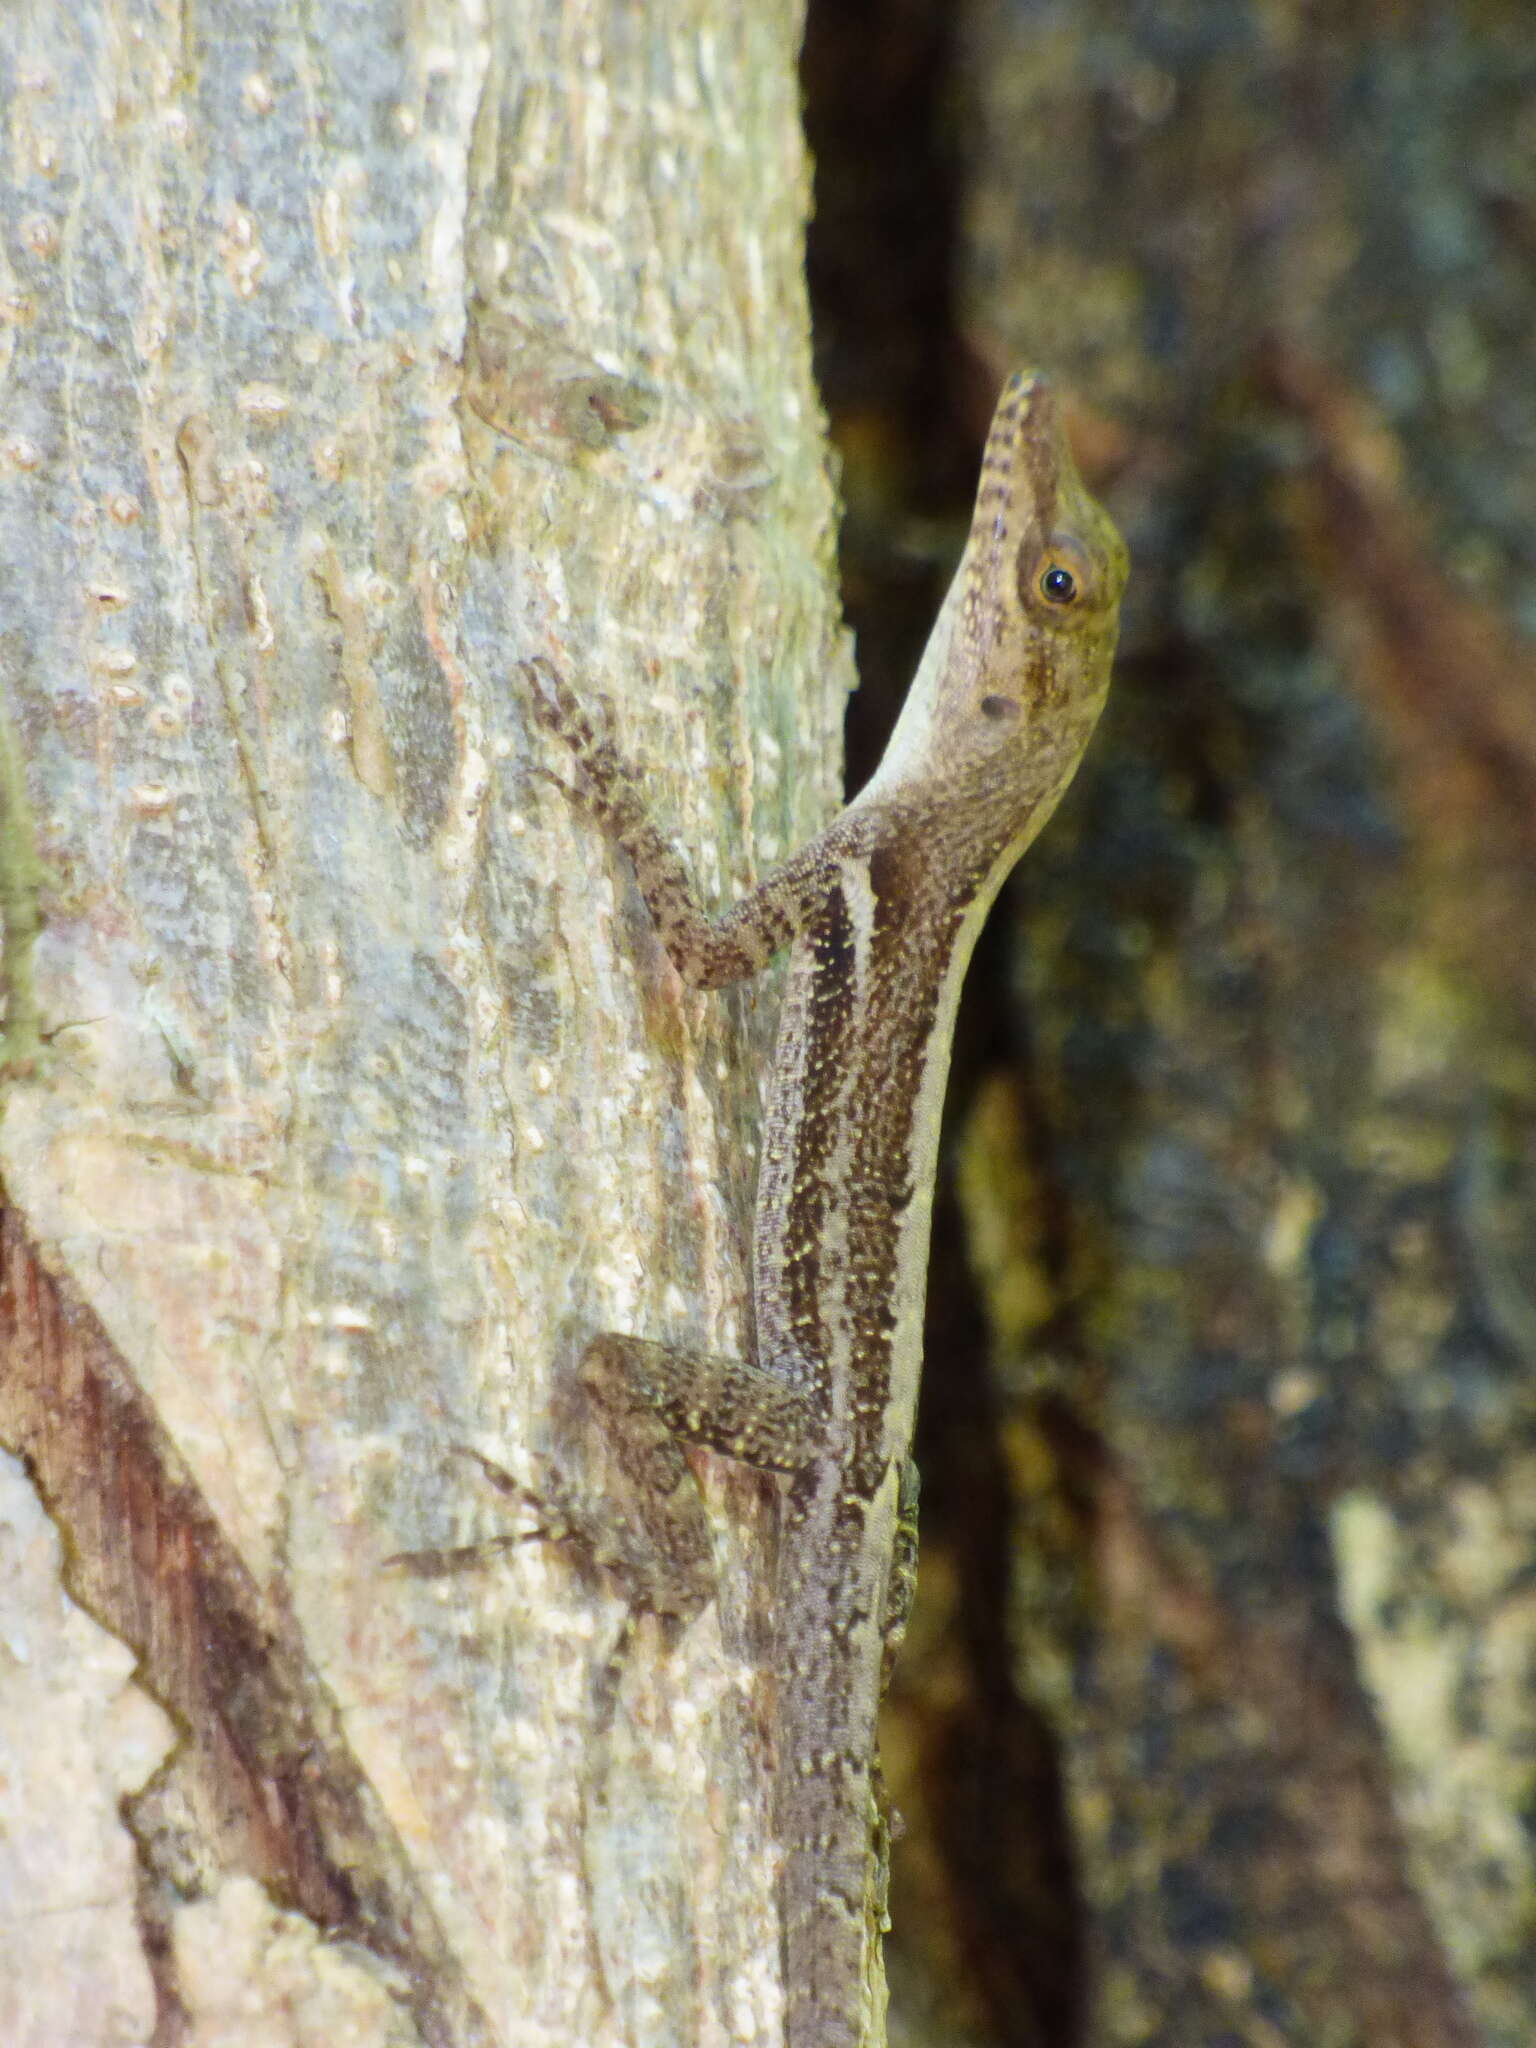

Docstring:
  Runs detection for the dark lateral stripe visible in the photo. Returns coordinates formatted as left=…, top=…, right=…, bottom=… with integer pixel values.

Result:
left=781, top=880, right=858, bottom=1355
left=780, top=812, right=1007, bottom=1495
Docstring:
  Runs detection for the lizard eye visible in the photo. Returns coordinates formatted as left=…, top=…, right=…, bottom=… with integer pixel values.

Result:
left=1024, top=532, right=1097, bottom=610
left=1025, top=532, right=1095, bottom=612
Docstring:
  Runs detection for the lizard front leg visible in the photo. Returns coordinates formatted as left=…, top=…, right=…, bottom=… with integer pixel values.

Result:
left=520, top=655, right=845, bottom=989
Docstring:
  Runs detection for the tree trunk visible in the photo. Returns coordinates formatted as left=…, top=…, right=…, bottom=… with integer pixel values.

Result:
left=0, top=4, right=851, bottom=2044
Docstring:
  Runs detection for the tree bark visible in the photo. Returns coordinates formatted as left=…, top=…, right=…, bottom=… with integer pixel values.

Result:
left=0, top=4, right=851, bottom=2044
left=905, top=8, right=1535, bottom=2046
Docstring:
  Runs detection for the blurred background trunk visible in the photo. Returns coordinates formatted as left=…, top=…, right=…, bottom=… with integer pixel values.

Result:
left=802, top=5, right=1534, bottom=2046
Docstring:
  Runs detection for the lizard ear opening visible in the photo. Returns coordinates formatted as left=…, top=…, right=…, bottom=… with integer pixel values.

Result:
left=979, top=693, right=1022, bottom=722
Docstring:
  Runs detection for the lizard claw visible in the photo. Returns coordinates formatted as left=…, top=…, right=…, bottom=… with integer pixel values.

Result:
left=519, top=656, right=602, bottom=753
left=383, top=1535, right=524, bottom=1578
left=527, top=760, right=584, bottom=809
left=517, top=656, right=567, bottom=729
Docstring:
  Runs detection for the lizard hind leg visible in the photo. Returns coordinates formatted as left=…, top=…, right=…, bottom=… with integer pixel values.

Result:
left=563, top=1330, right=827, bottom=1617
left=579, top=1331, right=826, bottom=1476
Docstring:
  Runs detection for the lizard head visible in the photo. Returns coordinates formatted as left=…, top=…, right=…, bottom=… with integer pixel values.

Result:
left=951, top=370, right=1128, bottom=792
left=860, top=371, right=1128, bottom=863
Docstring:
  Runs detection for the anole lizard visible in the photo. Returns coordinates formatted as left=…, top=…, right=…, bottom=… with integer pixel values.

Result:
left=521, top=370, right=1127, bottom=2048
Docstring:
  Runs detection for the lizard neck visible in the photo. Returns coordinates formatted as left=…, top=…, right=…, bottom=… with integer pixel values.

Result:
left=853, top=569, right=966, bottom=809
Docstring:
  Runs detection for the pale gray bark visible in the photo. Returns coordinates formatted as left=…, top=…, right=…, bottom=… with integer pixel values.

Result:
left=0, top=4, right=854, bottom=2044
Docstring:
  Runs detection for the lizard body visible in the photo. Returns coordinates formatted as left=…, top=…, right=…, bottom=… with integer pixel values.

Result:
left=522, top=371, right=1127, bottom=2047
